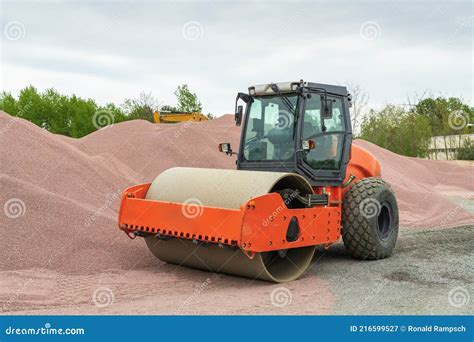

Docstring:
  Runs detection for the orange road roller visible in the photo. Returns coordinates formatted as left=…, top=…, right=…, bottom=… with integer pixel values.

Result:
left=118, top=80, right=399, bottom=282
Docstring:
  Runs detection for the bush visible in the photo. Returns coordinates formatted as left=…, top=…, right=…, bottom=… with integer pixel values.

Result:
left=0, top=84, right=209, bottom=138
left=456, top=140, right=474, bottom=160
left=0, top=86, right=128, bottom=138
left=360, top=105, right=432, bottom=157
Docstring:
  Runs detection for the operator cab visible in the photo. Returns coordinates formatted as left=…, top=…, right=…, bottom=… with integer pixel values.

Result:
left=220, top=80, right=352, bottom=186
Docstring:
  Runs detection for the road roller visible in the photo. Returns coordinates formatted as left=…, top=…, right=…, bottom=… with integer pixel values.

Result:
left=118, top=80, right=399, bottom=282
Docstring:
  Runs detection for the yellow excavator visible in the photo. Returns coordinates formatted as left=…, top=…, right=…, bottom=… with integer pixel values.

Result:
left=153, top=111, right=208, bottom=124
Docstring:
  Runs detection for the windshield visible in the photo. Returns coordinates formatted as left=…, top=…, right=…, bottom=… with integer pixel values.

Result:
left=242, top=95, right=298, bottom=161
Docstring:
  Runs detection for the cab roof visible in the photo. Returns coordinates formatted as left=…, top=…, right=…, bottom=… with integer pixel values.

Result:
left=249, top=81, right=348, bottom=97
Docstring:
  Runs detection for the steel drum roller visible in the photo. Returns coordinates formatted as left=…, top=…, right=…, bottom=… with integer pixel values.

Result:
left=144, top=167, right=317, bottom=282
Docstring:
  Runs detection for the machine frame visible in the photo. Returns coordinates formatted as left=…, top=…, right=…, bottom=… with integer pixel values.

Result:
left=117, top=80, right=397, bottom=283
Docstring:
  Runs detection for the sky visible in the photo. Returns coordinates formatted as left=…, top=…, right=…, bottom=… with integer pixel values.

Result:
left=0, top=0, right=472, bottom=116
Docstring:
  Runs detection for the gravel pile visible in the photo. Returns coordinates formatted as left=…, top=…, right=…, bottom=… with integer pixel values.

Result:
left=1, top=111, right=472, bottom=274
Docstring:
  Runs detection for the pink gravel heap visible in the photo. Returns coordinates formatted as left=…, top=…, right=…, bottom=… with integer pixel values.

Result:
left=0, top=111, right=472, bottom=275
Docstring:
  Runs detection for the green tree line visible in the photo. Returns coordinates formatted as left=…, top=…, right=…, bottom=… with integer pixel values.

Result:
left=1, top=85, right=472, bottom=159
left=0, top=84, right=206, bottom=138
left=359, top=97, right=473, bottom=160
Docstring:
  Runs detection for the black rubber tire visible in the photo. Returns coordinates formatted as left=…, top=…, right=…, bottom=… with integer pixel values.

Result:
left=342, top=177, right=399, bottom=260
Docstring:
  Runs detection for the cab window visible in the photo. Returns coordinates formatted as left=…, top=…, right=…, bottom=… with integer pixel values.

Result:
left=302, top=95, right=345, bottom=170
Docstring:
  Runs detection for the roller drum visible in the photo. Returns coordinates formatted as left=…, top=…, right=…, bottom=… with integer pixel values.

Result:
left=144, top=167, right=316, bottom=282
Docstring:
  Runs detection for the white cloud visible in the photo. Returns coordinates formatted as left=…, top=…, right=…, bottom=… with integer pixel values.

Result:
left=0, top=1, right=472, bottom=115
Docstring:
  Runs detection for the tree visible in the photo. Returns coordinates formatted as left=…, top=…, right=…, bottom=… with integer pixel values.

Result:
left=174, top=84, right=202, bottom=113
left=122, top=92, right=160, bottom=122
left=414, top=97, right=473, bottom=159
left=414, top=97, right=472, bottom=135
left=0, top=92, right=17, bottom=115
left=456, top=140, right=474, bottom=160
left=65, top=94, right=99, bottom=137
left=0, top=85, right=128, bottom=138
left=360, top=105, right=431, bottom=157
left=347, top=82, right=369, bottom=136
left=160, top=104, right=179, bottom=112
left=0, top=84, right=211, bottom=137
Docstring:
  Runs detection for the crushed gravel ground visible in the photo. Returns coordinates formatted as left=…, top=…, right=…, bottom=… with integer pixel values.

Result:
left=0, top=111, right=472, bottom=314
left=1, top=226, right=472, bottom=315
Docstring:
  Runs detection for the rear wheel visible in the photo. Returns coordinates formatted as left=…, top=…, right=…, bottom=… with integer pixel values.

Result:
left=342, top=177, right=399, bottom=260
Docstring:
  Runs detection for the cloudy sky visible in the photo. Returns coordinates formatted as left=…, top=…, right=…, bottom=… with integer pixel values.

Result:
left=0, top=0, right=472, bottom=115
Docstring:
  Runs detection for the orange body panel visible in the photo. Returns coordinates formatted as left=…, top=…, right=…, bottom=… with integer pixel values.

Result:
left=343, top=144, right=381, bottom=194
left=118, top=145, right=379, bottom=254
left=118, top=183, right=242, bottom=245
left=118, top=183, right=341, bottom=253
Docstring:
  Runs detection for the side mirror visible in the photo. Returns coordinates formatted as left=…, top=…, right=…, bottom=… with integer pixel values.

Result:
left=218, top=143, right=234, bottom=156
left=235, top=105, right=243, bottom=126
left=322, top=98, right=333, bottom=119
